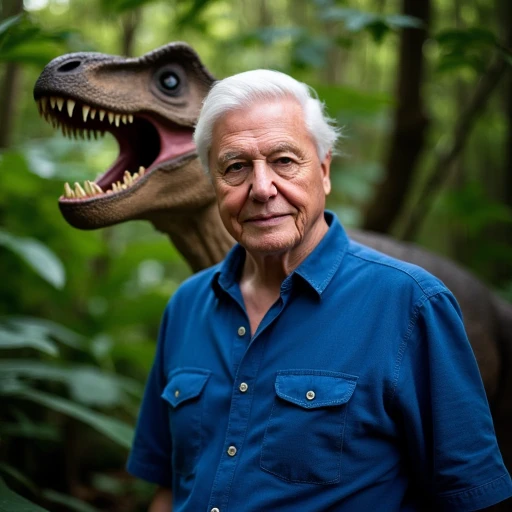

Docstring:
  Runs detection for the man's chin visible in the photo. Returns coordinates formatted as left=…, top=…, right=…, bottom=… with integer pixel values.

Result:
left=240, top=232, right=298, bottom=256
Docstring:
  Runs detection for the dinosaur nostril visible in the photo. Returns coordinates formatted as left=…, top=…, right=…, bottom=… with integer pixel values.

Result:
left=57, top=60, right=81, bottom=72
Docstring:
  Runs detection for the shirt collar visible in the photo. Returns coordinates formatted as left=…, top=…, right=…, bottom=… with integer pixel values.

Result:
left=212, top=210, right=349, bottom=298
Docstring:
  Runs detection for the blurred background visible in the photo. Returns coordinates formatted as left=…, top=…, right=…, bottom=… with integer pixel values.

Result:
left=1, top=0, right=511, bottom=510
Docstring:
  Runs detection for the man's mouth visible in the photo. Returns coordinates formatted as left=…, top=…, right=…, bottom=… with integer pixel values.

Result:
left=35, top=95, right=196, bottom=201
left=245, top=214, right=290, bottom=225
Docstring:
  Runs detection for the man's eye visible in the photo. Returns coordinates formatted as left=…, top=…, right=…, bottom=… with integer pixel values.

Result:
left=226, top=162, right=245, bottom=173
left=276, top=157, right=293, bottom=165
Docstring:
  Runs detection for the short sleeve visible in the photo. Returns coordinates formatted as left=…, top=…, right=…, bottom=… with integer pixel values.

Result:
left=394, top=291, right=512, bottom=511
left=126, top=304, right=173, bottom=487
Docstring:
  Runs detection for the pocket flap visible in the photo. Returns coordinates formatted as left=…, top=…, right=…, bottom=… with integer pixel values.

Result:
left=275, top=370, right=357, bottom=409
left=162, top=368, right=211, bottom=408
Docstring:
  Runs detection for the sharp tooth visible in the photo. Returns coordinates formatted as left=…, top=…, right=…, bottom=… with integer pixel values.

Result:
left=132, top=172, right=139, bottom=180
left=121, top=115, right=127, bottom=124
left=74, top=182, right=86, bottom=198
left=128, top=114, right=134, bottom=123
left=90, top=109, right=96, bottom=120
left=114, top=114, right=121, bottom=127
left=108, top=112, right=114, bottom=124
left=67, top=99, right=75, bottom=117
left=82, top=105, right=90, bottom=122
left=64, top=182, right=75, bottom=198
left=91, top=182, right=104, bottom=194
left=50, top=97, right=56, bottom=109
left=84, top=180, right=94, bottom=196
left=99, top=109, right=106, bottom=121
left=112, top=183, right=118, bottom=192
left=116, top=181, right=122, bottom=189
left=56, top=97, right=64, bottom=111
left=123, top=171, right=133, bottom=185
left=121, top=184, right=127, bottom=190
left=40, top=97, right=48, bottom=113
left=138, top=166, right=146, bottom=176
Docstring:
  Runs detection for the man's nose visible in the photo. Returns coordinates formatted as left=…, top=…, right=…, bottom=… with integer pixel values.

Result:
left=249, top=161, right=277, bottom=202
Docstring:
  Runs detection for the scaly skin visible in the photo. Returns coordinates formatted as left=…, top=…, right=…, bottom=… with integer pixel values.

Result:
left=34, top=43, right=512, bottom=470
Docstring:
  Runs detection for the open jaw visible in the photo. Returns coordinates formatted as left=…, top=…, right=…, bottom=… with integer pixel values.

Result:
left=35, top=95, right=196, bottom=201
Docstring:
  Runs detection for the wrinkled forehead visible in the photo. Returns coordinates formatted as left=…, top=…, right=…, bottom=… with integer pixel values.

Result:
left=210, top=99, right=310, bottom=161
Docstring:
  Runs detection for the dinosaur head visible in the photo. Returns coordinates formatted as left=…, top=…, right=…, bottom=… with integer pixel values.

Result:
left=33, top=42, right=216, bottom=229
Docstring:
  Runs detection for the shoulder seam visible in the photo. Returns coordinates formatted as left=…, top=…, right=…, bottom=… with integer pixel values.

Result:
left=346, top=246, right=445, bottom=297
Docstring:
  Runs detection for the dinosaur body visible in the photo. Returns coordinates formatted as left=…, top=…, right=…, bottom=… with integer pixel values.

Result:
left=34, top=43, right=512, bottom=469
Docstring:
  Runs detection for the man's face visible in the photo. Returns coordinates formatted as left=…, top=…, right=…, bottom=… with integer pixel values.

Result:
left=209, top=97, right=331, bottom=257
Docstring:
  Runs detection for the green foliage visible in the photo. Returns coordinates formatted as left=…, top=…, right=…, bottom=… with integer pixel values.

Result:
left=1, top=0, right=511, bottom=510
left=0, top=14, right=74, bottom=65
left=435, top=27, right=499, bottom=73
left=319, top=7, right=423, bottom=43
left=0, top=230, right=65, bottom=289
left=0, top=478, right=49, bottom=512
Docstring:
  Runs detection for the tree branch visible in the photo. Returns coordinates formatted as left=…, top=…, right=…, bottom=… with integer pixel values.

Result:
left=400, top=57, right=508, bottom=241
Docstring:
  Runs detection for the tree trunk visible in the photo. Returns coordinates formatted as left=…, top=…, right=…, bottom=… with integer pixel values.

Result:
left=0, top=0, right=24, bottom=149
left=362, top=0, right=430, bottom=233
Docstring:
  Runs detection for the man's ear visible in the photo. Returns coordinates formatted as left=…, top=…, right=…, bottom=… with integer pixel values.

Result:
left=321, top=151, right=332, bottom=195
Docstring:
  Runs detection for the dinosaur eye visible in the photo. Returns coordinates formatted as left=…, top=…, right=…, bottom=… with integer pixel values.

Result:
left=160, top=71, right=180, bottom=91
left=154, top=65, right=185, bottom=97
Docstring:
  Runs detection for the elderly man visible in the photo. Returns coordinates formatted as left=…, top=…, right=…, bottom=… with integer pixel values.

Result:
left=127, top=70, right=512, bottom=511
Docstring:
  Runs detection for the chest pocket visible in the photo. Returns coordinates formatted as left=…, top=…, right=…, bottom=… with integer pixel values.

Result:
left=162, top=368, right=210, bottom=476
left=260, top=370, right=357, bottom=485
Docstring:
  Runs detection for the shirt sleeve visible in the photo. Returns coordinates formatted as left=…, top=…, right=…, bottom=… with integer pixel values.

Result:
left=394, top=290, right=512, bottom=511
left=126, top=303, right=173, bottom=487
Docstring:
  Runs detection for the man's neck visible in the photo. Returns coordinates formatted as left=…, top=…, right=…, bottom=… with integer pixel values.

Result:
left=239, top=216, right=329, bottom=335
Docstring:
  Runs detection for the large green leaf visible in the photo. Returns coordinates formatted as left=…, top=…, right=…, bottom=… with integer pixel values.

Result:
left=0, top=360, right=143, bottom=407
left=0, top=463, right=37, bottom=495
left=0, top=230, right=65, bottom=289
left=0, top=327, right=58, bottom=356
left=11, top=388, right=134, bottom=449
left=0, top=15, right=23, bottom=38
left=41, top=490, right=98, bottom=512
left=0, top=478, right=49, bottom=512
left=1, top=317, right=86, bottom=350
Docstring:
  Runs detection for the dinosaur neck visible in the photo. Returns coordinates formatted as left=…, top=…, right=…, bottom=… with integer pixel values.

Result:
left=150, top=202, right=235, bottom=272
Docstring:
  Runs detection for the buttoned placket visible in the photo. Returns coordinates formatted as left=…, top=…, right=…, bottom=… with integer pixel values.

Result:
left=207, top=279, right=293, bottom=512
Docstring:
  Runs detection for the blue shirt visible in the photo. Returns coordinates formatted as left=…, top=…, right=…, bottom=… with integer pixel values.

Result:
left=127, top=211, right=512, bottom=511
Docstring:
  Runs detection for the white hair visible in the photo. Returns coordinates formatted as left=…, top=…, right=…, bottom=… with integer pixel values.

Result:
left=193, top=69, right=341, bottom=172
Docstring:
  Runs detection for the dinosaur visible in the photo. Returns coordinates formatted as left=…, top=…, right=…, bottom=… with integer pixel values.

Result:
left=33, top=42, right=512, bottom=470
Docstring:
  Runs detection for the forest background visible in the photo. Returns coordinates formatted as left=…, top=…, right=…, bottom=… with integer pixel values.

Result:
left=1, top=0, right=512, bottom=510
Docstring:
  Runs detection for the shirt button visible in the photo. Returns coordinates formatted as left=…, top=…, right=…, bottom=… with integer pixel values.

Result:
left=211, top=508, right=220, bottom=512
left=239, top=382, right=248, bottom=393
left=227, top=445, right=237, bottom=457
left=174, top=390, right=180, bottom=398
left=237, top=326, right=246, bottom=336
left=306, top=390, right=315, bottom=400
